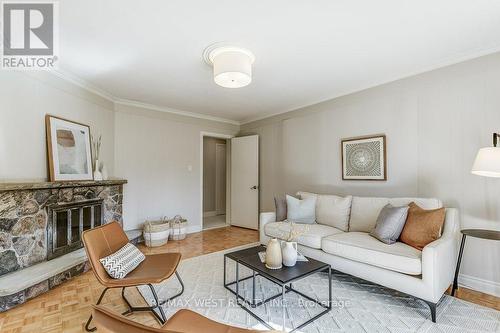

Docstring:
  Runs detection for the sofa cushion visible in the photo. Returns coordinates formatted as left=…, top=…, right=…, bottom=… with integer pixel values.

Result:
left=264, top=222, right=343, bottom=249
left=297, top=192, right=352, bottom=231
left=349, top=197, right=442, bottom=232
left=321, top=232, right=422, bottom=275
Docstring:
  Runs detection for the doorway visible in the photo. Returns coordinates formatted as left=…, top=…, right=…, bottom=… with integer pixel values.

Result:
left=202, top=135, right=229, bottom=230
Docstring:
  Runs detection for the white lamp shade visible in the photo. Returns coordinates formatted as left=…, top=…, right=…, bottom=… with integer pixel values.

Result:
left=209, top=47, right=254, bottom=88
left=471, top=147, right=500, bottom=177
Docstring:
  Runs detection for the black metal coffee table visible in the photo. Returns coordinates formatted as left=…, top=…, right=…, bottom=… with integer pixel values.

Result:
left=224, top=245, right=332, bottom=332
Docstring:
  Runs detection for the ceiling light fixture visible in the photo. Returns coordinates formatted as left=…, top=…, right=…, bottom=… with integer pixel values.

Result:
left=203, top=45, right=255, bottom=88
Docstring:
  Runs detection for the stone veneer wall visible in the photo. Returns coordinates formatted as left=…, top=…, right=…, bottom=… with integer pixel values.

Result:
left=0, top=180, right=126, bottom=276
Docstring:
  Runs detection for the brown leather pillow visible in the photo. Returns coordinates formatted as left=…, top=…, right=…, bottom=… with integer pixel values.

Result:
left=400, top=202, right=445, bottom=250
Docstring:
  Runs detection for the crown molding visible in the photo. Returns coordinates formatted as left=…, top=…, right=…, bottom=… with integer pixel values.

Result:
left=49, top=68, right=116, bottom=102
left=114, top=99, right=241, bottom=125
left=48, top=68, right=241, bottom=126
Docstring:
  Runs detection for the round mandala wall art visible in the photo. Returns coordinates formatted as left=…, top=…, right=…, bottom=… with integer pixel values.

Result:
left=341, top=135, right=386, bottom=180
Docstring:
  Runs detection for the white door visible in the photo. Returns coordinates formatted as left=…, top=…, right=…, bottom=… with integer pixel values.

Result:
left=230, top=135, right=259, bottom=229
left=215, top=143, right=226, bottom=215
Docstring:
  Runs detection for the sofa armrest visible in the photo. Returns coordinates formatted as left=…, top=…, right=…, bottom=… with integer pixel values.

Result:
left=421, top=208, right=460, bottom=302
left=259, top=212, right=276, bottom=244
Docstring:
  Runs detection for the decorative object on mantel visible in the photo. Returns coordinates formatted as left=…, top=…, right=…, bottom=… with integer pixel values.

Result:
left=169, top=215, right=188, bottom=240
left=101, top=164, right=109, bottom=181
left=341, top=134, right=387, bottom=180
left=143, top=217, right=170, bottom=247
left=265, top=238, right=282, bottom=269
left=91, top=134, right=103, bottom=181
left=45, top=115, right=94, bottom=181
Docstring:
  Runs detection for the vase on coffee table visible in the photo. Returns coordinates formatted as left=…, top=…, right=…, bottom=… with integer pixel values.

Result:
left=282, top=241, right=298, bottom=267
left=265, top=238, right=282, bottom=269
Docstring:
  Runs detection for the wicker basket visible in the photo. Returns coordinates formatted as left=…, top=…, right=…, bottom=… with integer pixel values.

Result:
left=169, top=215, right=188, bottom=240
left=143, top=218, right=170, bottom=247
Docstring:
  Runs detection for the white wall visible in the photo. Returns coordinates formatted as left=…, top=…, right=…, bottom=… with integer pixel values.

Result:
left=114, top=103, right=238, bottom=232
left=0, top=71, right=239, bottom=236
left=241, top=52, right=500, bottom=296
left=0, top=71, right=115, bottom=181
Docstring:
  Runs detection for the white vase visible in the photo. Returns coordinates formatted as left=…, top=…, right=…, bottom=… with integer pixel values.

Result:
left=282, top=241, right=298, bottom=267
left=265, top=238, right=282, bottom=269
left=101, top=163, right=109, bottom=180
left=94, top=159, right=103, bottom=181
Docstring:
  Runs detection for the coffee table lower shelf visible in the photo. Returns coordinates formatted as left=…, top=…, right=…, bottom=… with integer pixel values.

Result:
left=224, top=254, right=332, bottom=333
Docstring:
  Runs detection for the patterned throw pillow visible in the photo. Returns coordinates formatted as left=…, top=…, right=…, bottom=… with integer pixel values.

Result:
left=99, top=243, right=145, bottom=279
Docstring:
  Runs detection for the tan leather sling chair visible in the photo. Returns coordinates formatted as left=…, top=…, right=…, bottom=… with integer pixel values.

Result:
left=92, top=305, right=279, bottom=333
left=82, top=221, right=184, bottom=332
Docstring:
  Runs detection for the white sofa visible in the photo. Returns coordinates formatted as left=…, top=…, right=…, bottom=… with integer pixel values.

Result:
left=260, top=194, right=460, bottom=322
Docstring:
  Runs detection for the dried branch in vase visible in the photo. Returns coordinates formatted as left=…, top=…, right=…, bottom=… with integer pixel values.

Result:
left=278, top=221, right=310, bottom=242
left=91, top=134, right=102, bottom=169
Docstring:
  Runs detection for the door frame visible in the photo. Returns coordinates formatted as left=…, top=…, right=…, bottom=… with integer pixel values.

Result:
left=215, top=143, right=227, bottom=215
left=200, top=131, right=234, bottom=230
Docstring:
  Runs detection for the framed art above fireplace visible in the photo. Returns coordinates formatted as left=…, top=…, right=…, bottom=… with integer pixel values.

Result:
left=46, top=115, right=94, bottom=181
left=341, top=134, right=387, bottom=181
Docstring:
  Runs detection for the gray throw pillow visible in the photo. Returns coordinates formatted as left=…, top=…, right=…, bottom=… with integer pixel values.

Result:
left=370, top=204, right=409, bottom=244
left=274, top=196, right=287, bottom=221
left=286, top=194, right=316, bottom=224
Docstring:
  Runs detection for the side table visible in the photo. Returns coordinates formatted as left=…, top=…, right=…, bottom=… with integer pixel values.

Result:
left=451, top=229, right=500, bottom=296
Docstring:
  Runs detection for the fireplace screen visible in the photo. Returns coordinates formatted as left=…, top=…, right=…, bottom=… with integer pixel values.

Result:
left=47, top=199, right=104, bottom=260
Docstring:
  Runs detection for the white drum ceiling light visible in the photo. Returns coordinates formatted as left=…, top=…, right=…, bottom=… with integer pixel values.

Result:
left=203, top=45, right=255, bottom=88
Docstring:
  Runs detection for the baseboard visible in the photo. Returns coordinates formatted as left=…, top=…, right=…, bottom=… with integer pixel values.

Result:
left=203, top=211, right=217, bottom=218
left=459, top=273, right=500, bottom=297
left=187, top=225, right=203, bottom=234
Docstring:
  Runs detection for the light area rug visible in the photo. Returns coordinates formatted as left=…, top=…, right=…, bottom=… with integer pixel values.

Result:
left=138, top=244, right=500, bottom=333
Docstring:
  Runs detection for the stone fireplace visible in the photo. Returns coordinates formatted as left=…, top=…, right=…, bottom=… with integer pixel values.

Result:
left=0, top=179, right=127, bottom=311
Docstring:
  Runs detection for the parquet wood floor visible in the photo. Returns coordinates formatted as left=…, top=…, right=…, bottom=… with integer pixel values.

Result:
left=0, top=226, right=497, bottom=333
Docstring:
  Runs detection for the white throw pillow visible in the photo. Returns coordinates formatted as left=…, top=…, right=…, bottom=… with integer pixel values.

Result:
left=286, top=194, right=316, bottom=224
left=298, top=191, right=352, bottom=231
left=100, top=243, right=145, bottom=279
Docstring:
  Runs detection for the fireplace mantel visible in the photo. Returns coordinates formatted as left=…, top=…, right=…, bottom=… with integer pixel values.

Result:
left=0, top=179, right=127, bottom=192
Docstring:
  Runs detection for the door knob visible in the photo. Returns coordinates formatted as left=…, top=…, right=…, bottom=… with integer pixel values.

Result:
left=250, top=185, right=258, bottom=190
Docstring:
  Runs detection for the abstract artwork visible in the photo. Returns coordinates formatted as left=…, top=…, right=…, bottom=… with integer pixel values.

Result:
left=341, top=135, right=386, bottom=180
left=46, top=115, right=93, bottom=181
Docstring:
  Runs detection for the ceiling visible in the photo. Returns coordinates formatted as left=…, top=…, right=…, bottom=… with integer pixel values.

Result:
left=59, top=0, right=500, bottom=123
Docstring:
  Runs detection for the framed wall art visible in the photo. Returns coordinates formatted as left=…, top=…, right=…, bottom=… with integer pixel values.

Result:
left=46, top=115, right=93, bottom=181
left=341, top=135, right=386, bottom=180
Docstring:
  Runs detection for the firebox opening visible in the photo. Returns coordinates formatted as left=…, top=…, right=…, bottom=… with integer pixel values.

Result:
left=48, top=199, right=104, bottom=260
